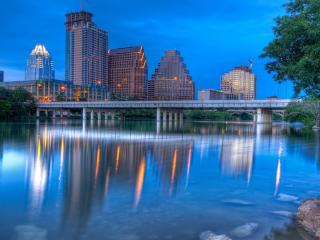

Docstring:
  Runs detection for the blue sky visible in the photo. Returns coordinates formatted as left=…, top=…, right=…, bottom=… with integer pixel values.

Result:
left=0, top=0, right=293, bottom=99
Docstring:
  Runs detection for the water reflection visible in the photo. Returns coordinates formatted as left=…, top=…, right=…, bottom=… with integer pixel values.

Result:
left=0, top=122, right=319, bottom=240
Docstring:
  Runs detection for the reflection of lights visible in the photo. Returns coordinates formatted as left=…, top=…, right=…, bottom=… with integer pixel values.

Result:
left=30, top=136, right=47, bottom=214
left=274, top=159, right=281, bottom=196
left=170, top=148, right=178, bottom=196
left=274, top=143, right=283, bottom=196
left=185, top=144, right=193, bottom=189
left=278, top=144, right=283, bottom=158
left=115, top=145, right=120, bottom=173
left=95, top=145, right=101, bottom=179
left=104, top=168, right=110, bottom=196
left=133, top=158, right=146, bottom=209
left=171, top=149, right=177, bottom=184
left=59, top=137, right=65, bottom=183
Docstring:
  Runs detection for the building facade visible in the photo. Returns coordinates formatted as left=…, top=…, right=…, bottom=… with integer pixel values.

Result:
left=221, top=66, right=256, bottom=100
left=108, top=47, right=148, bottom=100
left=0, top=80, right=107, bottom=102
left=65, top=11, right=108, bottom=87
left=25, top=44, right=55, bottom=81
left=0, top=71, right=3, bottom=82
left=198, top=89, right=225, bottom=100
left=148, top=50, right=194, bottom=100
left=198, top=89, right=245, bottom=100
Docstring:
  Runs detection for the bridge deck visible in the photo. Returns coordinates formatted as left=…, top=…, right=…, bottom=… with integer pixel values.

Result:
left=37, top=100, right=292, bottom=110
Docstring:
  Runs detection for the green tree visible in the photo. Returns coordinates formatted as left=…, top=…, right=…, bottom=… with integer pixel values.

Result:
left=284, top=100, right=320, bottom=128
left=0, top=87, right=35, bottom=120
left=261, top=0, right=320, bottom=98
left=0, top=100, right=11, bottom=119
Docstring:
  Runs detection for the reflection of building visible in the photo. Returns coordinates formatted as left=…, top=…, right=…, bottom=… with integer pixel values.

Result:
left=221, top=66, right=256, bottom=100
left=0, top=80, right=107, bottom=102
left=65, top=11, right=108, bottom=87
left=25, top=44, right=55, bottom=81
left=148, top=50, right=195, bottom=100
left=108, top=47, right=148, bottom=100
left=220, top=127, right=255, bottom=182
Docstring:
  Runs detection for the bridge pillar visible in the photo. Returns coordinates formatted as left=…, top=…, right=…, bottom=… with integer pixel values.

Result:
left=90, top=111, right=94, bottom=121
left=179, top=112, right=184, bottom=125
left=36, top=108, right=40, bottom=118
left=157, top=108, right=161, bottom=122
left=256, top=108, right=273, bottom=124
left=111, top=112, right=115, bottom=121
left=97, top=111, right=101, bottom=120
left=174, top=112, right=178, bottom=122
left=169, top=112, right=173, bottom=122
left=253, top=113, right=257, bottom=122
left=52, top=110, right=56, bottom=119
left=163, top=111, right=167, bottom=123
left=82, top=108, right=87, bottom=120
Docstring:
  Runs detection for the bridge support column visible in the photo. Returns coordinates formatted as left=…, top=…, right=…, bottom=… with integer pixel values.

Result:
left=82, top=108, right=86, bottom=120
left=36, top=108, right=40, bottom=118
left=163, top=111, right=167, bottom=123
left=174, top=112, right=178, bottom=122
left=90, top=111, right=94, bottom=121
left=256, top=108, right=273, bottom=124
left=168, top=112, right=173, bottom=122
left=97, top=111, right=101, bottom=120
left=179, top=112, right=184, bottom=125
left=156, top=108, right=161, bottom=122
left=52, top=110, right=56, bottom=119
left=111, top=112, right=115, bottom=121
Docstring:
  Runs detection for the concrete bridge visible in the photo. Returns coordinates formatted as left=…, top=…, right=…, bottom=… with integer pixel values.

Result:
left=36, top=99, right=293, bottom=124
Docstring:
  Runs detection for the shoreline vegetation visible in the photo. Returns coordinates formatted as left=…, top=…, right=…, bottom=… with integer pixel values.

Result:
left=0, top=87, right=35, bottom=121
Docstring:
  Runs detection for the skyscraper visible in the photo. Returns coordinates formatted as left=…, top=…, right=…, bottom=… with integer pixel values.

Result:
left=148, top=50, right=195, bottom=100
left=0, top=71, right=3, bottom=82
left=65, top=11, right=108, bottom=86
left=25, top=44, right=55, bottom=81
left=108, top=46, right=148, bottom=100
left=220, top=66, right=256, bottom=100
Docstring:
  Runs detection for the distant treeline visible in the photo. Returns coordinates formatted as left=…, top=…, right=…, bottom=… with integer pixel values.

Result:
left=0, top=87, right=35, bottom=120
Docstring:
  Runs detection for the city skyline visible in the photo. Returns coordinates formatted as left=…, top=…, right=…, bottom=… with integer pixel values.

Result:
left=0, top=0, right=293, bottom=99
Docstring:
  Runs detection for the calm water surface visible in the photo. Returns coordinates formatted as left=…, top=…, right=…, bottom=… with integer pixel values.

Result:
left=0, top=121, right=319, bottom=240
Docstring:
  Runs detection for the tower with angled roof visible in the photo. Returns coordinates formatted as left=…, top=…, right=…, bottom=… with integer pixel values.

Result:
left=25, top=44, right=55, bottom=81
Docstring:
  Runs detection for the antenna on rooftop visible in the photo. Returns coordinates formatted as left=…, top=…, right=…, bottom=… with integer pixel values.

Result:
left=80, top=0, right=89, bottom=11
left=248, top=58, right=253, bottom=71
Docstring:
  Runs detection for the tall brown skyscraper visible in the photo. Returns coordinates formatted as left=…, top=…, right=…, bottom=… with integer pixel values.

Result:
left=221, top=66, right=256, bottom=100
left=108, top=46, right=148, bottom=100
left=65, top=11, right=108, bottom=86
left=148, top=50, right=195, bottom=100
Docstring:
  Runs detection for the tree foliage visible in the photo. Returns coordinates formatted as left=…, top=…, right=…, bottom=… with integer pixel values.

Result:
left=0, top=87, right=35, bottom=121
left=261, top=0, right=320, bottom=98
left=284, top=100, right=320, bottom=127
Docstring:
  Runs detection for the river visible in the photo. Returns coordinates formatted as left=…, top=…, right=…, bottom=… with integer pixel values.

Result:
left=0, top=120, right=319, bottom=240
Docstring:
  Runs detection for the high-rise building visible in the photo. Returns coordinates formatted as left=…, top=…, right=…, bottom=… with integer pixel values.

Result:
left=108, top=46, right=148, bottom=100
left=25, top=44, right=55, bottom=81
left=220, top=66, right=256, bottom=100
left=65, top=11, right=108, bottom=87
left=0, top=71, right=3, bottom=82
left=148, top=50, right=195, bottom=100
